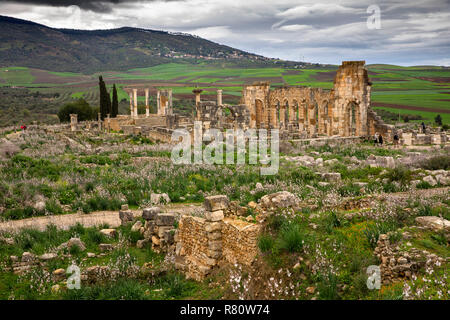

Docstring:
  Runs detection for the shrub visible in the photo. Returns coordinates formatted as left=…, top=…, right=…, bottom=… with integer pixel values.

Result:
left=57, top=99, right=96, bottom=122
left=45, top=199, right=63, bottom=215
left=276, top=223, right=306, bottom=253
left=363, top=220, right=399, bottom=249
left=85, top=228, right=107, bottom=245
left=420, top=155, right=450, bottom=170
left=318, top=272, right=340, bottom=300
left=385, top=166, right=411, bottom=186
left=258, top=234, right=275, bottom=252
left=322, top=211, right=341, bottom=234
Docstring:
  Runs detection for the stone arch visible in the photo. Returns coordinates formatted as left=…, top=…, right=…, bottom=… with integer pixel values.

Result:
left=255, top=99, right=264, bottom=128
left=270, top=99, right=280, bottom=128
left=298, top=99, right=308, bottom=132
left=320, top=100, right=330, bottom=135
left=344, top=101, right=361, bottom=136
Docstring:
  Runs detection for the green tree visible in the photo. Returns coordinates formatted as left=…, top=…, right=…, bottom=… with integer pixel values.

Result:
left=111, top=84, right=119, bottom=118
left=99, top=76, right=111, bottom=120
left=57, top=99, right=95, bottom=122
left=435, top=114, right=442, bottom=126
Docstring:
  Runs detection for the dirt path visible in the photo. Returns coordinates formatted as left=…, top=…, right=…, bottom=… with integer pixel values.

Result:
left=0, top=203, right=203, bottom=233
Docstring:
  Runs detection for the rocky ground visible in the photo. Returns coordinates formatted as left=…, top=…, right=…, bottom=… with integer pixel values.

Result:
left=0, top=126, right=448, bottom=300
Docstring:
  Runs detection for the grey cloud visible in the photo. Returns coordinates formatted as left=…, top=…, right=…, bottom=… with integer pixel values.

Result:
left=0, top=0, right=449, bottom=65
left=0, top=0, right=178, bottom=13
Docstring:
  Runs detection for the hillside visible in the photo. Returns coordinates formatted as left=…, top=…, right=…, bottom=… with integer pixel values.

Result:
left=0, top=15, right=303, bottom=73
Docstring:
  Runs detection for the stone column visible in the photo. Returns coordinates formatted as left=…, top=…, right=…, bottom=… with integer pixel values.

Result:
left=217, top=89, right=223, bottom=106
left=70, top=114, right=77, bottom=132
left=145, top=88, right=149, bottom=118
left=97, top=112, right=102, bottom=131
left=106, top=114, right=111, bottom=133
left=204, top=195, right=228, bottom=268
left=157, top=90, right=161, bottom=115
left=193, top=89, right=202, bottom=106
left=193, top=89, right=203, bottom=121
left=133, top=89, right=138, bottom=118
left=168, top=89, right=173, bottom=115
left=128, top=91, right=133, bottom=117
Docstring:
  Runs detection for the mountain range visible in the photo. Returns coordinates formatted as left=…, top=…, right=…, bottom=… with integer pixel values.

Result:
left=0, top=15, right=307, bottom=73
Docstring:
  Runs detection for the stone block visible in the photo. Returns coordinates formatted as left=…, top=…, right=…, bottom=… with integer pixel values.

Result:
left=156, top=213, right=176, bottom=226
left=204, top=195, right=229, bottom=211
left=207, top=232, right=222, bottom=241
left=208, top=240, right=222, bottom=251
left=142, top=207, right=161, bottom=220
left=100, top=229, right=116, bottom=238
left=163, top=229, right=176, bottom=243
left=152, top=236, right=160, bottom=246
left=205, top=222, right=222, bottom=232
left=205, top=210, right=224, bottom=222
left=119, top=210, right=133, bottom=225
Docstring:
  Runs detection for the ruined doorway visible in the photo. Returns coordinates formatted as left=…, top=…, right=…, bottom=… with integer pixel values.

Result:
left=255, top=99, right=264, bottom=128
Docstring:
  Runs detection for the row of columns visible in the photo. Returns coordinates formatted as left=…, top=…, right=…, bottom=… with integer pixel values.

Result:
left=253, top=102, right=334, bottom=136
left=127, top=88, right=173, bottom=118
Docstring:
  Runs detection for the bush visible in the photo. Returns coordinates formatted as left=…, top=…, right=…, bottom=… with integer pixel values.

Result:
left=258, top=234, right=275, bottom=252
left=318, top=272, right=340, bottom=300
left=385, top=166, right=411, bottom=186
left=363, top=220, right=399, bottom=249
left=57, top=99, right=96, bottom=123
left=420, top=155, right=450, bottom=170
left=276, top=223, right=306, bottom=253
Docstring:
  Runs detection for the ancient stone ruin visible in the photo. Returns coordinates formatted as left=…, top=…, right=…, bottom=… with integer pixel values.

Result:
left=64, top=60, right=448, bottom=146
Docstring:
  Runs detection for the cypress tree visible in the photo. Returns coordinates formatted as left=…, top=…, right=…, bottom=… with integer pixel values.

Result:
left=111, top=84, right=119, bottom=117
left=99, top=75, right=112, bottom=120
left=99, top=76, right=107, bottom=120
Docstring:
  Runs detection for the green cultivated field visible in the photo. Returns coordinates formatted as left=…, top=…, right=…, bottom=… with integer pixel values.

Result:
left=0, top=63, right=449, bottom=126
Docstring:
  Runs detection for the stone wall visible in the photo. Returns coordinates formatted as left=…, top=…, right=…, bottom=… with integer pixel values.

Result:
left=222, top=218, right=261, bottom=266
left=176, top=216, right=212, bottom=281
left=175, top=195, right=262, bottom=280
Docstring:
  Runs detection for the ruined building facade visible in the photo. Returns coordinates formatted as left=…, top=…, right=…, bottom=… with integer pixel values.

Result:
left=110, top=61, right=392, bottom=141
left=196, top=61, right=392, bottom=139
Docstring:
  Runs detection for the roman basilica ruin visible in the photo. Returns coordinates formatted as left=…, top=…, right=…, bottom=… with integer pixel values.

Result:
left=100, top=61, right=394, bottom=142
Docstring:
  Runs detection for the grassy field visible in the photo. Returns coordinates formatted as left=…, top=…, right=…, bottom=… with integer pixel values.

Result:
left=0, top=62, right=449, bottom=125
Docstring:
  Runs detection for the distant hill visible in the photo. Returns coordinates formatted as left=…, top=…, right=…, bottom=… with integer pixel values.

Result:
left=0, top=15, right=311, bottom=73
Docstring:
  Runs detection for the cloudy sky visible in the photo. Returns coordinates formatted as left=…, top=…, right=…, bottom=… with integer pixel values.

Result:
left=1, top=0, right=449, bottom=66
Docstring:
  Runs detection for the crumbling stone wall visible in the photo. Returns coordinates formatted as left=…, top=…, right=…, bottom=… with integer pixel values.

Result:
left=222, top=218, right=261, bottom=266
left=175, top=195, right=261, bottom=280
left=240, top=61, right=376, bottom=139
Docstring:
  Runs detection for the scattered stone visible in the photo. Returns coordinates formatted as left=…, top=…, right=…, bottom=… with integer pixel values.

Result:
left=423, top=175, right=437, bottom=186
left=204, top=195, right=229, bottom=211
left=21, top=252, right=36, bottom=263
left=321, top=172, right=341, bottom=182
left=306, top=286, right=316, bottom=294
left=260, top=191, right=301, bottom=211
left=67, top=238, right=86, bottom=252
left=142, top=207, right=161, bottom=220
left=131, top=221, right=143, bottom=232
left=137, top=239, right=149, bottom=249
left=415, top=216, right=450, bottom=232
left=100, top=229, right=116, bottom=238
left=156, top=213, right=176, bottom=226
left=99, top=243, right=113, bottom=252
left=39, top=253, right=58, bottom=261
left=150, top=193, right=171, bottom=205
